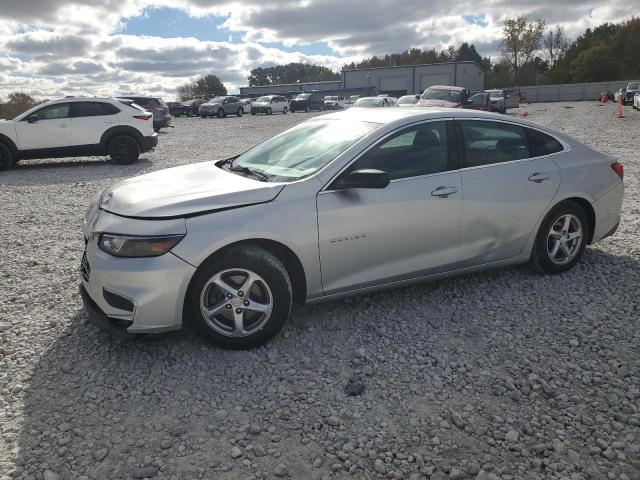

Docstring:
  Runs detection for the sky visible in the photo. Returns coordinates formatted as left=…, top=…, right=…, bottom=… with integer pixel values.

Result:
left=0, top=1, right=632, bottom=101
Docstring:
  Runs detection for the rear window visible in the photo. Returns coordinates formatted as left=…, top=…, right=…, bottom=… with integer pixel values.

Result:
left=71, top=102, right=120, bottom=117
left=527, top=128, right=564, bottom=157
left=129, top=97, right=162, bottom=107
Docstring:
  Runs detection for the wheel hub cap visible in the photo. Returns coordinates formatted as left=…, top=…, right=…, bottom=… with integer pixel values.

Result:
left=547, top=213, right=583, bottom=265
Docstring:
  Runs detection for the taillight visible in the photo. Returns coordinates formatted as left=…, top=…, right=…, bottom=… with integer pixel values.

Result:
left=611, top=161, right=624, bottom=180
left=133, top=114, right=152, bottom=120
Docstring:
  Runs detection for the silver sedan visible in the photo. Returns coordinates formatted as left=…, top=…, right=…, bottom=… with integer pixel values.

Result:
left=81, top=108, right=624, bottom=348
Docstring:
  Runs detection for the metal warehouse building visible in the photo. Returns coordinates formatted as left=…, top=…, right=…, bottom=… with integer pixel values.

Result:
left=342, top=61, right=485, bottom=97
left=238, top=61, right=484, bottom=98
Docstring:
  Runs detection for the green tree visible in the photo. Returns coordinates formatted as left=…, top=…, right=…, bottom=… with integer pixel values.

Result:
left=0, top=93, right=38, bottom=119
left=248, top=63, right=340, bottom=86
left=177, top=74, right=227, bottom=101
left=570, top=45, right=615, bottom=81
left=500, top=16, right=546, bottom=84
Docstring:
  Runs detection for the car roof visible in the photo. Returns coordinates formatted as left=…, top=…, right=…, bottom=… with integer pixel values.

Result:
left=322, top=106, right=545, bottom=129
left=38, top=97, right=118, bottom=105
left=427, top=85, right=466, bottom=91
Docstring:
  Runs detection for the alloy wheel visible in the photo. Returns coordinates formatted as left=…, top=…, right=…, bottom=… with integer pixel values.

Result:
left=547, top=213, right=583, bottom=265
left=199, top=268, right=273, bottom=338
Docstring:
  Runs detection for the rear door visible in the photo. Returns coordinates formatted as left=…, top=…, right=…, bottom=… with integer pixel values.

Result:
left=225, top=97, right=238, bottom=114
left=70, top=102, right=120, bottom=146
left=15, top=103, right=72, bottom=150
left=456, top=119, right=561, bottom=266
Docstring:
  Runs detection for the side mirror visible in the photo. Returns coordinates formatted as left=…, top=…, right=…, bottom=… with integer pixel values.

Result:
left=27, top=115, right=39, bottom=123
left=335, top=169, right=390, bottom=190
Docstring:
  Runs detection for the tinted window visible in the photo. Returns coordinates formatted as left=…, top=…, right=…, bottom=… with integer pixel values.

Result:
left=460, top=120, right=529, bottom=167
left=71, top=102, right=119, bottom=117
left=30, top=103, right=71, bottom=120
left=527, top=128, right=563, bottom=157
left=345, top=121, right=449, bottom=180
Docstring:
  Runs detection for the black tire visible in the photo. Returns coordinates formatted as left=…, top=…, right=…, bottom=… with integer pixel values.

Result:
left=154, top=127, right=161, bottom=132
left=0, top=143, right=15, bottom=171
left=186, top=246, right=293, bottom=349
left=108, top=135, right=140, bottom=165
left=529, top=200, right=589, bottom=274
left=237, top=108, right=243, bottom=117
left=267, top=107, right=272, bottom=115
left=217, top=109, right=225, bottom=118
left=251, top=112, right=256, bottom=115
left=283, top=106, right=288, bottom=114
left=305, top=105, right=310, bottom=113
left=201, top=114, right=207, bottom=118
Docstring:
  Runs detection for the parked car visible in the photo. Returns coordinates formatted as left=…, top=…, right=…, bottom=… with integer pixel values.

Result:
left=345, top=95, right=361, bottom=105
left=418, top=85, right=471, bottom=108
left=250, top=95, right=288, bottom=115
left=352, top=97, right=396, bottom=108
left=397, top=95, right=419, bottom=107
left=464, top=92, right=491, bottom=112
left=167, top=102, right=189, bottom=117
left=289, top=93, right=325, bottom=112
left=502, top=88, right=521, bottom=109
left=199, top=96, right=244, bottom=118
left=0, top=97, right=157, bottom=170
left=623, top=81, right=640, bottom=105
left=121, top=96, right=170, bottom=132
left=181, top=99, right=206, bottom=116
left=240, top=98, right=253, bottom=109
left=487, top=89, right=507, bottom=113
left=80, top=107, right=623, bottom=348
left=323, top=96, right=345, bottom=110
left=633, top=92, right=640, bottom=110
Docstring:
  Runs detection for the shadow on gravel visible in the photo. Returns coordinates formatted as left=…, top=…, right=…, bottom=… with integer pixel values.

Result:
left=11, top=247, right=640, bottom=479
left=1, top=158, right=154, bottom=186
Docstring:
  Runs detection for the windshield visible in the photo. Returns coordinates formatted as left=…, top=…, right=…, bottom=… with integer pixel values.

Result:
left=353, top=98, right=383, bottom=107
left=230, top=119, right=378, bottom=181
left=489, top=90, right=503, bottom=98
left=422, top=88, right=461, bottom=103
left=295, top=94, right=310, bottom=99
left=208, top=97, right=225, bottom=103
left=325, top=96, right=337, bottom=101
left=398, top=95, right=417, bottom=104
left=628, top=82, right=640, bottom=90
left=256, top=96, right=271, bottom=102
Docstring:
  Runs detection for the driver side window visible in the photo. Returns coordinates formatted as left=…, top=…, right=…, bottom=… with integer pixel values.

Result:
left=343, top=121, right=451, bottom=180
left=27, top=103, right=71, bottom=121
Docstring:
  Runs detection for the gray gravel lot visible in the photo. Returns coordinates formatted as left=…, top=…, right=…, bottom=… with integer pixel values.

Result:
left=1, top=103, right=639, bottom=480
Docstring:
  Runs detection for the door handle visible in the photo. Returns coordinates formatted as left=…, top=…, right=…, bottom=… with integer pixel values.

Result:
left=430, top=186, right=458, bottom=198
left=528, top=172, right=550, bottom=183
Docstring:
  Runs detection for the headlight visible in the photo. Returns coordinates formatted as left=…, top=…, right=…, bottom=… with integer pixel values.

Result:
left=98, top=234, right=185, bottom=258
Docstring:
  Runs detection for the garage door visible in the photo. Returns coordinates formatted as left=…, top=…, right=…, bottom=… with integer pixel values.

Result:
left=420, top=73, right=452, bottom=91
left=379, top=76, right=407, bottom=93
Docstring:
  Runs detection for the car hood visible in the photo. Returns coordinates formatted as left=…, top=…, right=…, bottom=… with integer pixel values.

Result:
left=418, top=99, right=460, bottom=108
left=100, top=162, right=285, bottom=218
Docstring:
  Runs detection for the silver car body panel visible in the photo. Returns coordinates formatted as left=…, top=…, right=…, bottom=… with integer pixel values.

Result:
left=81, top=108, right=624, bottom=332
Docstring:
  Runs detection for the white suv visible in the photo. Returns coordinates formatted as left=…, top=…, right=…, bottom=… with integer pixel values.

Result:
left=0, top=98, right=158, bottom=170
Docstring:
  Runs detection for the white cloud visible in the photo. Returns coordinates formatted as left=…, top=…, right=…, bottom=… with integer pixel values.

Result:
left=0, top=0, right=634, bottom=101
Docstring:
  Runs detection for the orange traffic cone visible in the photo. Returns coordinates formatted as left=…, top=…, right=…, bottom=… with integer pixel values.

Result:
left=617, top=94, right=625, bottom=118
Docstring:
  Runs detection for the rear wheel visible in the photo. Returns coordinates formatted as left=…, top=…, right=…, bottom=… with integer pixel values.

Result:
left=108, top=135, right=140, bottom=165
left=283, top=106, right=288, bottom=114
left=529, top=201, right=588, bottom=274
left=201, top=114, right=207, bottom=118
left=0, top=143, right=14, bottom=171
left=186, top=246, right=293, bottom=349
left=267, top=107, right=272, bottom=115
left=218, top=109, right=225, bottom=118
left=237, top=108, right=243, bottom=117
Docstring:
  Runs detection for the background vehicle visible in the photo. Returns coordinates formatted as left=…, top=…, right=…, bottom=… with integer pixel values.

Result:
left=634, top=92, right=640, bottom=110
left=199, top=96, right=244, bottom=118
left=323, top=96, right=345, bottom=110
left=397, top=95, right=419, bottom=106
left=464, top=92, right=491, bottom=111
left=167, top=102, right=189, bottom=117
left=121, top=96, right=171, bottom=132
left=240, top=98, right=252, bottom=109
left=250, top=95, right=288, bottom=115
left=289, top=93, right=324, bottom=112
left=487, top=89, right=507, bottom=113
left=0, top=97, right=157, bottom=170
left=352, top=97, right=396, bottom=108
left=80, top=108, right=623, bottom=349
left=345, top=95, right=361, bottom=105
left=502, top=88, right=521, bottom=109
left=181, top=99, right=206, bottom=116
left=418, top=85, right=470, bottom=107
left=623, top=81, right=640, bottom=105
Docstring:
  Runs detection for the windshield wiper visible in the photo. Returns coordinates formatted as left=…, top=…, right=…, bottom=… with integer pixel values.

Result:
left=228, top=164, right=270, bottom=182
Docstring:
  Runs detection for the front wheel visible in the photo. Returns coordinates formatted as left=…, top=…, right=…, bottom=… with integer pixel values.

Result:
left=218, top=109, right=225, bottom=118
left=283, top=106, right=288, bottom=114
left=267, top=107, right=272, bottom=115
left=108, top=135, right=140, bottom=164
left=186, top=246, right=293, bottom=349
left=201, top=114, right=207, bottom=118
left=0, top=143, right=15, bottom=171
left=529, top=201, right=589, bottom=274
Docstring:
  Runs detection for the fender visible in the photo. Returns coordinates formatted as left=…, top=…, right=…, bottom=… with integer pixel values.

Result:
left=0, top=132, right=18, bottom=156
left=100, top=125, right=143, bottom=150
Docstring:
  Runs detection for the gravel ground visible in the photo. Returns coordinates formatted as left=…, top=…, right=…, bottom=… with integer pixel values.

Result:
left=0, top=102, right=639, bottom=480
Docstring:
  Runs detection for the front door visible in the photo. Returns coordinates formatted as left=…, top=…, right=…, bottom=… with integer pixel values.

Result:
left=15, top=103, right=72, bottom=150
left=317, top=120, right=462, bottom=295
left=456, top=119, right=561, bottom=266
